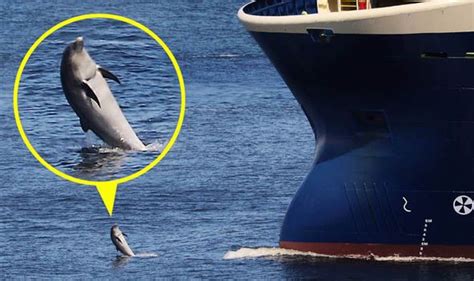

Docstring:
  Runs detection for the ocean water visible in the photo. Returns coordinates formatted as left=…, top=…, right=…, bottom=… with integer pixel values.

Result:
left=1, top=0, right=473, bottom=279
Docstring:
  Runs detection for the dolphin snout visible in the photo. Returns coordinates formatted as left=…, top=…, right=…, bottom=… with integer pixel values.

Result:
left=73, top=36, right=84, bottom=51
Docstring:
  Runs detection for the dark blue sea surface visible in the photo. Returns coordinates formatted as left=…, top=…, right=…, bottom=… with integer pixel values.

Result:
left=1, top=0, right=473, bottom=279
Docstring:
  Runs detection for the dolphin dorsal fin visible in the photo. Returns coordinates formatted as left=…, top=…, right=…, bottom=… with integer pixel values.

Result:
left=81, top=80, right=101, bottom=108
left=98, top=67, right=121, bottom=84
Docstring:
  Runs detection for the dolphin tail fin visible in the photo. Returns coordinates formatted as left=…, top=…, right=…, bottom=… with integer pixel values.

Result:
left=81, top=81, right=101, bottom=108
left=98, top=67, right=121, bottom=84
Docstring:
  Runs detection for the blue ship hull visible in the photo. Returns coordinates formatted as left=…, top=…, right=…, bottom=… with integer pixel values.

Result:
left=246, top=28, right=474, bottom=258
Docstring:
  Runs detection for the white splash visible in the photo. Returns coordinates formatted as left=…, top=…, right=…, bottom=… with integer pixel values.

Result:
left=223, top=247, right=329, bottom=260
left=216, top=53, right=240, bottom=58
left=134, top=252, right=159, bottom=258
left=144, top=140, right=166, bottom=152
left=375, top=256, right=474, bottom=263
left=96, top=147, right=123, bottom=153
left=224, top=247, right=474, bottom=263
left=80, top=139, right=166, bottom=153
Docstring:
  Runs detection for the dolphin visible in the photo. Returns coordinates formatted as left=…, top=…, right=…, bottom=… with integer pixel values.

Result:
left=60, top=37, right=146, bottom=151
left=111, top=224, right=135, bottom=256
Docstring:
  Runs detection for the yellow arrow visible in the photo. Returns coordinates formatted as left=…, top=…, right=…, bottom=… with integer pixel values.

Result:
left=96, top=182, right=118, bottom=216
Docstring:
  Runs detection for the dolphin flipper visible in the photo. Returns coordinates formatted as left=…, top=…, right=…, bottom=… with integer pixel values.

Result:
left=80, top=118, right=89, bottom=132
left=81, top=81, right=101, bottom=108
left=98, top=67, right=121, bottom=84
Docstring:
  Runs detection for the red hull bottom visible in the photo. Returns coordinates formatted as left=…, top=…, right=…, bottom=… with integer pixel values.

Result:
left=280, top=241, right=474, bottom=260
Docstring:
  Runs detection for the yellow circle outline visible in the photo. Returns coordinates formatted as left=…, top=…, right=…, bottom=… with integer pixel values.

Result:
left=13, top=13, right=186, bottom=187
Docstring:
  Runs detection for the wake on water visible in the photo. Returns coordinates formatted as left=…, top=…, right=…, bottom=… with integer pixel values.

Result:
left=224, top=247, right=474, bottom=264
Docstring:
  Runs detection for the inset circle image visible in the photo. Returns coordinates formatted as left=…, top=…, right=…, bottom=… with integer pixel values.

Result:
left=15, top=15, right=185, bottom=182
left=453, top=195, right=473, bottom=216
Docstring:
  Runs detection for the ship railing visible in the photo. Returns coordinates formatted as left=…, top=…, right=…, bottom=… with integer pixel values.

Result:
left=243, top=0, right=318, bottom=16
left=243, top=0, right=422, bottom=16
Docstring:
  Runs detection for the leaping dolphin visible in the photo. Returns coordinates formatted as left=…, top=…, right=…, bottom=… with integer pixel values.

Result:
left=111, top=224, right=135, bottom=256
left=60, top=37, right=146, bottom=151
